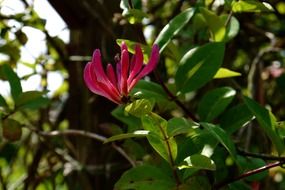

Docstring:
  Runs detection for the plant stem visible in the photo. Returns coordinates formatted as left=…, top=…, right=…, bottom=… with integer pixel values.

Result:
left=238, top=148, right=285, bottom=161
left=38, top=129, right=136, bottom=167
left=154, top=71, right=198, bottom=122
left=213, top=161, right=284, bottom=189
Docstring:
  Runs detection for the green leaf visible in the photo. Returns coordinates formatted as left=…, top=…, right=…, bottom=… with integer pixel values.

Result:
left=2, top=64, right=22, bottom=100
left=2, top=118, right=22, bottom=141
left=167, top=117, right=198, bottom=137
left=214, top=68, right=241, bottom=79
left=198, top=87, right=236, bottom=121
left=0, top=94, right=8, bottom=108
left=175, top=42, right=225, bottom=93
left=154, top=8, right=195, bottom=53
left=15, top=91, right=45, bottom=108
left=222, top=15, right=240, bottom=41
left=142, top=113, right=177, bottom=162
left=125, top=99, right=154, bottom=117
left=200, top=8, right=226, bottom=42
left=104, top=130, right=149, bottom=143
left=220, top=104, right=254, bottom=134
left=123, top=9, right=148, bottom=24
left=112, top=106, right=141, bottom=129
left=243, top=97, right=285, bottom=155
left=178, top=154, right=216, bottom=171
left=232, top=0, right=274, bottom=12
left=201, top=122, right=237, bottom=160
left=131, top=80, right=168, bottom=102
left=115, top=164, right=176, bottom=190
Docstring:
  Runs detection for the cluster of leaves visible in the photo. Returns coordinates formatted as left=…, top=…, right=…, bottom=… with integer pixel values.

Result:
left=1, top=0, right=285, bottom=189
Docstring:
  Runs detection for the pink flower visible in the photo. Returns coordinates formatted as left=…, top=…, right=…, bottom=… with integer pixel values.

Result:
left=84, top=42, right=160, bottom=104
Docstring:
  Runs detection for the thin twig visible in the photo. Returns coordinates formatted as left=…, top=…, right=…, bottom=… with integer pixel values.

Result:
left=39, top=129, right=136, bottom=167
left=154, top=71, right=198, bottom=122
left=238, top=148, right=285, bottom=161
left=213, top=161, right=284, bottom=189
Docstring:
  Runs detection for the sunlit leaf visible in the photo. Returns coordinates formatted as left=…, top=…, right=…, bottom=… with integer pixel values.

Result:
left=167, top=117, right=198, bottom=137
left=175, top=42, right=225, bottom=93
left=154, top=8, right=195, bottom=53
left=200, top=8, right=226, bottom=42
left=214, top=68, right=241, bottom=78
left=125, top=99, right=154, bottom=117
left=142, top=113, right=177, bottom=162
left=104, top=130, right=149, bottom=143
left=178, top=154, right=216, bottom=170
left=232, top=0, right=274, bottom=12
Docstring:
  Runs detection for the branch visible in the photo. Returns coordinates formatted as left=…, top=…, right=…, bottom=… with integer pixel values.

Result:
left=154, top=71, right=198, bottom=122
left=238, top=148, right=285, bottom=161
left=39, top=129, right=136, bottom=167
left=213, top=161, right=284, bottom=189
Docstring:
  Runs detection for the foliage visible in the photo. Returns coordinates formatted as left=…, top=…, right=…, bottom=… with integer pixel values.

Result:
left=1, top=0, right=285, bottom=189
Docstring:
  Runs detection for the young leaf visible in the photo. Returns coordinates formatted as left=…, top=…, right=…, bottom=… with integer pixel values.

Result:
left=125, top=99, right=154, bottom=117
left=214, top=68, right=241, bottom=79
left=142, top=113, right=177, bottom=162
left=104, top=130, right=149, bottom=143
left=243, top=97, right=285, bottom=155
left=220, top=103, right=254, bottom=134
left=178, top=154, right=216, bottom=171
left=201, top=122, right=237, bottom=160
left=200, top=8, right=226, bottom=42
left=112, top=106, right=141, bottom=129
left=2, top=64, right=22, bottom=100
left=175, top=43, right=225, bottom=93
left=154, top=8, right=195, bottom=53
left=198, top=87, right=236, bottom=122
left=232, top=0, right=274, bottom=12
left=114, top=164, right=176, bottom=190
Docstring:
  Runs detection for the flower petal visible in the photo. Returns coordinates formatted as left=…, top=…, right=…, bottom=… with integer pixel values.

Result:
left=128, top=44, right=160, bottom=91
left=106, top=64, right=117, bottom=87
left=127, top=44, right=143, bottom=86
left=120, top=49, right=129, bottom=95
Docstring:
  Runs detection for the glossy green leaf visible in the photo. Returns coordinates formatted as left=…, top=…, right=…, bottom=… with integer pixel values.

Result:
left=2, top=118, right=22, bottom=141
left=167, top=117, right=198, bottom=137
left=276, top=121, right=285, bottom=138
left=2, top=64, right=22, bottom=100
left=198, top=87, right=236, bottom=122
left=232, top=0, right=274, bottom=12
left=200, top=8, right=226, bottom=42
left=154, top=8, right=195, bottom=53
left=125, top=99, right=154, bottom=117
left=115, top=164, right=176, bottom=190
left=175, top=42, right=225, bottom=93
left=220, top=103, right=254, bottom=134
left=142, top=113, right=177, bottom=162
left=214, top=68, right=241, bottom=78
left=131, top=80, right=168, bottom=102
left=244, top=97, right=285, bottom=155
left=104, top=130, right=149, bottom=143
left=201, top=123, right=237, bottom=160
left=222, top=15, right=240, bottom=41
left=178, top=154, right=216, bottom=170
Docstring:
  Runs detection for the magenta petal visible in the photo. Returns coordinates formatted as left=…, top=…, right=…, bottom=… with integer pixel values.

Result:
left=107, top=64, right=117, bottom=87
left=127, top=45, right=143, bottom=86
left=120, top=49, right=129, bottom=95
left=138, top=44, right=159, bottom=77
